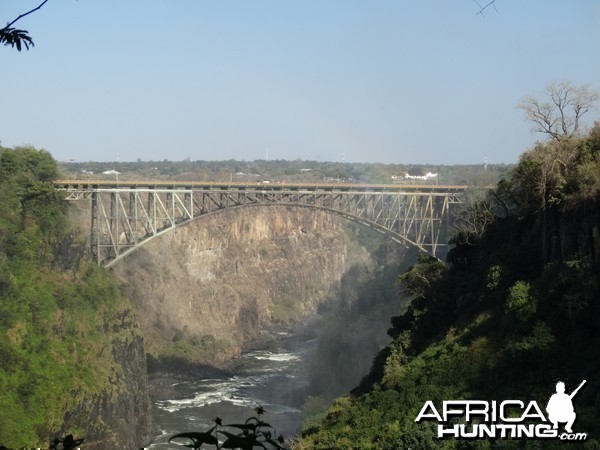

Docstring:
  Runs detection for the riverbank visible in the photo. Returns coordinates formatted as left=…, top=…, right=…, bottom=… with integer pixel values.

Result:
left=147, top=327, right=318, bottom=448
left=147, top=320, right=316, bottom=402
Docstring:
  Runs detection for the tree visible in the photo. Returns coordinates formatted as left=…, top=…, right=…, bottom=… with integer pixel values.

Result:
left=0, top=0, right=49, bottom=51
left=518, top=81, right=599, bottom=141
left=450, top=189, right=496, bottom=245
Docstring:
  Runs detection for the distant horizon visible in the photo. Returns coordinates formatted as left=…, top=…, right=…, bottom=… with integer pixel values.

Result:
left=58, top=157, right=512, bottom=166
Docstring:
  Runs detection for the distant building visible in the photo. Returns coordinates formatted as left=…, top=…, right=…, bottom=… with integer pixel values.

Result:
left=403, top=172, right=438, bottom=181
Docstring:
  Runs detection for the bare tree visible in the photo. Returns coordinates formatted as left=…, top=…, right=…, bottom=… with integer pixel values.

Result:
left=1, top=0, right=49, bottom=51
left=452, top=200, right=496, bottom=245
left=518, top=81, right=599, bottom=141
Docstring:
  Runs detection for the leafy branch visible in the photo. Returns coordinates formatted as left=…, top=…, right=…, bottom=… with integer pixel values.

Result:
left=50, top=435, right=85, bottom=450
left=1, top=0, right=50, bottom=51
left=169, top=407, right=288, bottom=450
left=0, top=434, right=84, bottom=450
left=0, top=409, right=289, bottom=450
left=472, top=0, right=497, bottom=16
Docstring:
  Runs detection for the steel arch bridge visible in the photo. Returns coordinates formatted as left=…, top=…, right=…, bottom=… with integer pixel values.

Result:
left=54, top=180, right=465, bottom=267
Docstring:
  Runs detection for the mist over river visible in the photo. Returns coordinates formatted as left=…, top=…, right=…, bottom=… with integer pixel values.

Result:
left=148, top=332, right=317, bottom=448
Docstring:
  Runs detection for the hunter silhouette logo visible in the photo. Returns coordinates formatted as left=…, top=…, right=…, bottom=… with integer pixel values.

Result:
left=415, top=379, right=588, bottom=441
left=546, top=380, right=586, bottom=433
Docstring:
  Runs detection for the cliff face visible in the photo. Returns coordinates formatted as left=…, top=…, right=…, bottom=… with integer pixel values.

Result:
left=554, top=201, right=600, bottom=263
left=58, top=307, right=153, bottom=449
left=113, top=205, right=374, bottom=365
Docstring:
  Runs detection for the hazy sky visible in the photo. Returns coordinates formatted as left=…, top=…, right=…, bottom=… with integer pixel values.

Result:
left=2, top=1, right=599, bottom=164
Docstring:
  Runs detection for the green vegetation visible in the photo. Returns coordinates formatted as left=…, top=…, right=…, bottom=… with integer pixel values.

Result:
left=296, top=124, right=600, bottom=448
left=0, top=146, right=141, bottom=447
left=170, top=331, right=231, bottom=361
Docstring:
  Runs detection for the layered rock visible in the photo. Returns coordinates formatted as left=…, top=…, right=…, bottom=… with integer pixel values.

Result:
left=113, top=205, right=373, bottom=365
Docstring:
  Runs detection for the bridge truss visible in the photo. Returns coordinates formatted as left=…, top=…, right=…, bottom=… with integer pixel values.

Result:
left=55, top=181, right=464, bottom=267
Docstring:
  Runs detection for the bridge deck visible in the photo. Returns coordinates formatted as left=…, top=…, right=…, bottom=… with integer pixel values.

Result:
left=54, top=179, right=469, bottom=193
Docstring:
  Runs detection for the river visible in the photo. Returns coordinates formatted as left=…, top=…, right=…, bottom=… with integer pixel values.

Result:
left=148, top=332, right=317, bottom=448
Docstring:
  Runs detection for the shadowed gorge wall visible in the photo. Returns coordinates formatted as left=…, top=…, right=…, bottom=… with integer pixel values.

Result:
left=112, top=205, right=376, bottom=366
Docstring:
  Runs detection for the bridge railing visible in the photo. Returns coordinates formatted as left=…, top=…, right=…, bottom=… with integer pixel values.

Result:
left=54, top=179, right=468, bottom=193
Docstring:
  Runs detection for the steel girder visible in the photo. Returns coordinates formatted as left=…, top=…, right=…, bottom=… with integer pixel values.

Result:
left=60, top=185, right=461, bottom=266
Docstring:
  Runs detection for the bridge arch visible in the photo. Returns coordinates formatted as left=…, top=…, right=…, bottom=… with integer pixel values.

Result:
left=280, top=203, right=432, bottom=251
left=110, top=202, right=434, bottom=267
left=54, top=180, right=464, bottom=267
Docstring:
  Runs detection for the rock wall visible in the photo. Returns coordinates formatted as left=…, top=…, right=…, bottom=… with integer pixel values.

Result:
left=112, top=205, right=373, bottom=365
left=554, top=200, right=600, bottom=262
left=58, top=309, right=153, bottom=449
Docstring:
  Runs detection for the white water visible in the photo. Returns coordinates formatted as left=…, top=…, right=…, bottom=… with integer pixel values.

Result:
left=148, top=337, right=316, bottom=448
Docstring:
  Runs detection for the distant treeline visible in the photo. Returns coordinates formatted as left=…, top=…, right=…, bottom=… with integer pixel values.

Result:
left=59, top=158, right=509, bottom=186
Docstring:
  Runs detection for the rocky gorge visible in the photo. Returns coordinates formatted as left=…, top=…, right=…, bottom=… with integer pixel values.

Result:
left=63, top=202, right=410, bottom=447
left=112, top=205, right=377, bottom=368
left=0, top=145, right=416, bottom=448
